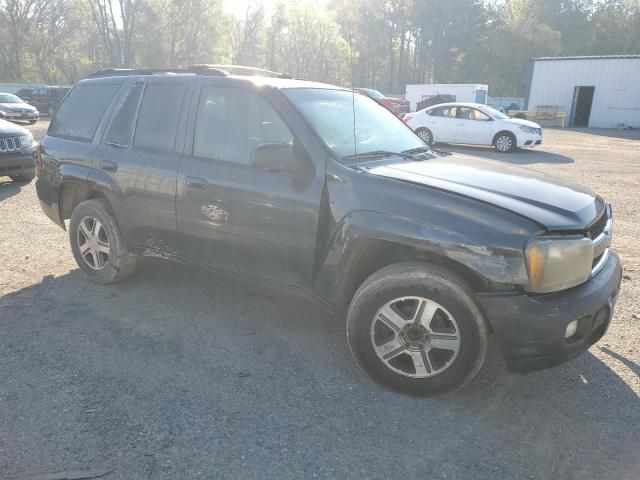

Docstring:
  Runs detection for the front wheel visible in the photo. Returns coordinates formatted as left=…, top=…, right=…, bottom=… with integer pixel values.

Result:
left=494, top=132, right=516, bottom=153
left=415, top=127, right=433, bottom=145
left=346, top=262, right=488, bottom=395
left=69, top=198, right=137, bottom=284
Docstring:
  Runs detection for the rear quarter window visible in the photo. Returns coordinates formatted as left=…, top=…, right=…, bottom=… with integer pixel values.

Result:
left=49, top=83, right=119, bottom=142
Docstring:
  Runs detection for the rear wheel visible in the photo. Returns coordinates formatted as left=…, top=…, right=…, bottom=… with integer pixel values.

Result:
left=69, top=199, right=137, bottom=284
left=494, top=132, right=516, bottom=153
left=415, top=127, right=433, bottom=145
left=346, top=262, right=489, bottom=395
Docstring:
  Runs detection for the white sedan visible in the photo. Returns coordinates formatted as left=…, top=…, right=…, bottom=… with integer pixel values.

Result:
left=403, top=102, right=542, bottom=153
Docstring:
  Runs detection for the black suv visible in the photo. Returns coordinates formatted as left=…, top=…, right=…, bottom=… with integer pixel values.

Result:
left=21, top=86, right=70, bottom=117
left=35, top=66, right=622, bottom=395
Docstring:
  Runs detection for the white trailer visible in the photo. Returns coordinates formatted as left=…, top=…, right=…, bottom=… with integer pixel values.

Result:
left=405, top=84, right=489, bottom=112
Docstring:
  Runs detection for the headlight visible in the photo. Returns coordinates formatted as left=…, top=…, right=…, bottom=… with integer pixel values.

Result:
left=20, top=133, right=34, bottom=147
left=519, top=125, right=539, bottom=134
left=525, top=236, right=593, bottom=293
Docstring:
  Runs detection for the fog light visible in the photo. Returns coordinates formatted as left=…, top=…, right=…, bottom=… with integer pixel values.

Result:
left=565, top=320, right=578, bottom=339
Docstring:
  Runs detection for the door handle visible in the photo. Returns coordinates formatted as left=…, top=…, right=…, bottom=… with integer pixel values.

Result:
left=101, top=160, right=118, bottom=172
left=185, top=176, right=207, bottom=189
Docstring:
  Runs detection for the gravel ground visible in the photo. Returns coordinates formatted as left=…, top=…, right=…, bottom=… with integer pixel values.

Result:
left=1, top=122, right=639, bottom=480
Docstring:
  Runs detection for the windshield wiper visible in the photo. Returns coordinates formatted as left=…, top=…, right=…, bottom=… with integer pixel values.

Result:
left=401, top=146, right=452, bottom=157
left=342, top=150, right=414, bottom=161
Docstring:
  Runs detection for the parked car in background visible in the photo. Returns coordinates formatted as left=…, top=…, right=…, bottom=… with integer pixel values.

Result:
left=35, top=67, right=620, bottom=395
left=355, top=88, right=410, bottom=117
left=20, top=86, right=70, bottom=117
left=0, top=93, right=39, bottom=124
left=404, top=102, right=543, bottom=152
left=0, top=118, right=37, bottom=182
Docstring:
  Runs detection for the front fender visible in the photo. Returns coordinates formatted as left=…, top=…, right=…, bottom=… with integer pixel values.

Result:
left=313, top=210, right=529, bottom=306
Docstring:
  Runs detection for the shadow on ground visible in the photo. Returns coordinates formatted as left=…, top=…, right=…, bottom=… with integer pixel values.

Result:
left=439, top=143, right=575, bottom=165
left=1, top=260, right=639, bottom=479
left=0, top=179, right=24, bottom=201
left=563, top=127, right=640, bottom=141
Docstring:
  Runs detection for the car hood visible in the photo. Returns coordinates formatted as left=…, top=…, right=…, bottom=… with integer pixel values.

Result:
left=503, top=117, right=541, bottom=129
left=0, top=118, right=29, bottom=136
left=0, top=102, right=36, bottom=111
left=362, top=153, right=603, bottom=230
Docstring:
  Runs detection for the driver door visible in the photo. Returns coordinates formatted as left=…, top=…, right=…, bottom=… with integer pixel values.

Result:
left=454, top=107, right=494, bottom=145
left=176, top=82, right=324, bottom=288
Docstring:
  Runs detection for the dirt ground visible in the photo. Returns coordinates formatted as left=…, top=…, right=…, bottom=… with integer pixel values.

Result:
left=1, top=122, right=639, bottom=479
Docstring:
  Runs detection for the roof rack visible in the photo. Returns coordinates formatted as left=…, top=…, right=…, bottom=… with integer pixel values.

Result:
left=87, top=65, right=293, bottom=79
left=192, top=64, right=293, bottom=79
left=87, top=66, right=228, bottom=78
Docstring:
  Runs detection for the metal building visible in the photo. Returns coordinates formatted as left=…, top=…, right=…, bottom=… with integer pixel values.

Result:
left=525, top=55, right=640, bottom=128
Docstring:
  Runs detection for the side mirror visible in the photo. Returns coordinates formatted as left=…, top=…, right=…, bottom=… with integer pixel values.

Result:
left=251, top=143, right=298, bottom=173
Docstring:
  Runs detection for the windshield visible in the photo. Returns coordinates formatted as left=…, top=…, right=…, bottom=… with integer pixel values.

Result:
left=481, top=105, right=509, bottom=120
left=0, top=94, right=22, bottom=103
left=284, top=88, right=424, bottom=162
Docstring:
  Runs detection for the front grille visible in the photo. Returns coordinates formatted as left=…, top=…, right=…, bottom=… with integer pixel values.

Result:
left=588, top=211, right=608, bottom=240
left=590, top=205, right=612, bottom=276
left=0, top=136, right=21, bottom=154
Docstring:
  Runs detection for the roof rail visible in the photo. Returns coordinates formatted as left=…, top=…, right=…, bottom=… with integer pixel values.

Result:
left=87, top=66, right=229, bottom=78
left=192, top=64, right=293, bottom=79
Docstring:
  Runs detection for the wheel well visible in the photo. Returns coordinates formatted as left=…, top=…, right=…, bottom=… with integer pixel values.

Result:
left=492, top=130, right=514, bottom=145
left=339, top=239, right=490, bottom=311
left=58, top=182, right=107, bottom=222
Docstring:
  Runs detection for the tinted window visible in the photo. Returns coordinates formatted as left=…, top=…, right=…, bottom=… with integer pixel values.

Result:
left=49, top=83, right=119, bottom=142
left=105, top=83, right=144, bottom=146
left=194, top=87, right=293, bottom=164
left=428, top=106, right=456, bottom=118
left=133, top=83, right=186, bottom=153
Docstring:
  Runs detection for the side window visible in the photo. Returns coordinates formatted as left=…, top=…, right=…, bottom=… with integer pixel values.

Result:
left=49, top=83, right=119, bottom=142
left=133, top=83, right=186, bottom=153
left=429, top=106, right=456, bottom=118
left=458, top=107, right=490, bottom=121
left=105, top=83, right=144, bottom=147
left=193, top=86, right=293, bottom=165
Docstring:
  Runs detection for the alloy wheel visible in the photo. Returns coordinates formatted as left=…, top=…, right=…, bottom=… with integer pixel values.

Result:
left=370, top=296, right=461, bottom=378
left=496, top=134, right=513, bottom=152
left=77, top=216, right=110, bottom=270
left=417, top=129, right=432, bottom=144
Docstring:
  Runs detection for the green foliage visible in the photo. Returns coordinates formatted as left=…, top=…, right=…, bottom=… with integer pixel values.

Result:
left=0, top=0, right=639, bottom=95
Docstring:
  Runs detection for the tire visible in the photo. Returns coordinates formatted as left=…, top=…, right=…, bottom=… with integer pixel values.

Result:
left=346, top=262, right=488, bottom=396
left=9, top=174, right=35, bottom=183
left=69, top=198, right=137, bottom=284
left=415, top=127, right=433, bottom=146
left=494, top=132, right=516, bottom=153
left=29, top=120, right=37, bottom=125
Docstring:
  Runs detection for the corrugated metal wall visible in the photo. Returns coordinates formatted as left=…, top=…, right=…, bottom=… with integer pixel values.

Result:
left=528, top=58, right=640, bottom=128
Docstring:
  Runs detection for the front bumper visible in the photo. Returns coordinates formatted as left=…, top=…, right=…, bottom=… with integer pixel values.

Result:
left=0, top=149, right=36, bottom=177
left=515, top=131, right=542, bottom=148
left=0, top=112, right=39, bottom=122
left=477, top=250, right=622, bottom=372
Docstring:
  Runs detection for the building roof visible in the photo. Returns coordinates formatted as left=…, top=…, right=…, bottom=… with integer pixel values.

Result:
left=531, top=55, right=640, bottom=62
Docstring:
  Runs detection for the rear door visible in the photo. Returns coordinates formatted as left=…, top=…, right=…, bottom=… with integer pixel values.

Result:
left=95, top=77, right=190, bottom=253
left=425, top=106, right=457, bottom=142
left=176, top=80, right=325, bottom=287
left=454, top=106, right=494, bottom=145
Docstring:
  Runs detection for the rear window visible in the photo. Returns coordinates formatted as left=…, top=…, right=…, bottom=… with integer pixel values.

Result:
left=49, top=83, right=119, bottom=142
